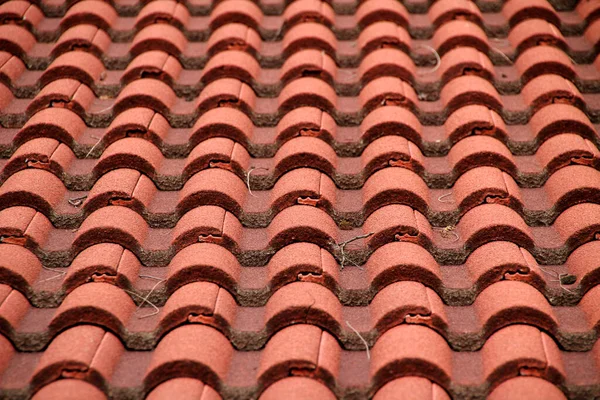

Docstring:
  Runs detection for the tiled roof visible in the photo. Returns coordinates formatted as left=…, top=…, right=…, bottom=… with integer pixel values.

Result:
left=0, top=0, right=599, bottom=398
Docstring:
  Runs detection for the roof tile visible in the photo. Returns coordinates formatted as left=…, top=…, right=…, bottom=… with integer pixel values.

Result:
left=0, top=1, right=598, bottom=398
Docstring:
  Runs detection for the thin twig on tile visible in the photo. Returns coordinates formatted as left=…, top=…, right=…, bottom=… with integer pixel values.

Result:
left=538, top=266, right=576, bottom=293
left=85, top=136, right=103, bottom=159
left=436, top=226, right=459, bottom=242
left=124, top=289, right=161, bottom=319
left=559, top=273, right=577, bottom=285
left=437, top=192, right=453, bottom=203
left=274, top=22, right=284, bottom=40
left=95, top=104, right=114, bottom=114
left=334, top=232, right=374, bottom=270
left=490, top=37, right=508, bottom=44
left=345, top=321, right=370, bottom=360
left=338, top=232, right=374, bottom=249
left=40, top=265, right=66, bottom=282
left=303, top=292, right=316, bottom=324
left=138, top=274, right=165, bottom=281
left=331, top=239, right=363, bottom=269
left=245, top=166, right=269, bottom=197
left=415, top=44, right=441, bottom=75
left=538, top=265, right=560, bottom=279
left=337, top=248, right=364, bottom=269
left=136, top=279, right=166, bottom=314
left=344, top=256, right=362, bottom=269
left=490, top=47, right=513, bottom=65
left=558, top=283, right=575, bottom=293
left=68, top=195, right=88, bottom=207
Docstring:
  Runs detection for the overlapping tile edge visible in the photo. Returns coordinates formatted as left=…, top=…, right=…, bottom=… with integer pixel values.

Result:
left=1, top=0, right=600, bottom=399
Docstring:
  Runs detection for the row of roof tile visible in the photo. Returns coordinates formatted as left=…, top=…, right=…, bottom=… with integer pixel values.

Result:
left=7, top=0, right=597, bottom=26
left=3, top=239, right=600, bottom=307
left=1, top=0, right=599, bottom=398
left=2, top=278, right=600, bottom=352
left=2, top=17, right=599, bottom=69
left=31, top=376, right=568, bottom=400
left=3, top=78, right=599, bottom=132
left=2, top=163, right=600, bottom=228
left=3, top=103, right=596, bottom=160
left=5, top=50, right=600, bottom=101
left=1, top=201, right=599, bottom=264
left=0, top=323, right=591, bottom=398
left=2, top=0, right=597, bottom=40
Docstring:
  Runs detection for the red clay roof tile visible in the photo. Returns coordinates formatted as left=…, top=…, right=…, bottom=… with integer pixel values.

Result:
left=0, top=1, right=598, bottom=399
left=210, top=0, right=263, bottom=31
left=429, top=0, right=482, bottom=28
left=356, top=1, right=408, bottom=30
left=488, top=377, right=567, bottom=400
left=31, top=379, right=107, bottom=400
left=61, top=1, right=118, bottom=31
left=147, top=378, right=222, bottom=400
left=135, top=1, right=190, bottom=30
left=52, top=24, right=111, bottom=57
left=259, top=376, right=335, bottom=400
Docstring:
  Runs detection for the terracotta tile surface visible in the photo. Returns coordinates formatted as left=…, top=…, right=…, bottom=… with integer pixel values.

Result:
left=0, top=0, right=599, bottom=398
